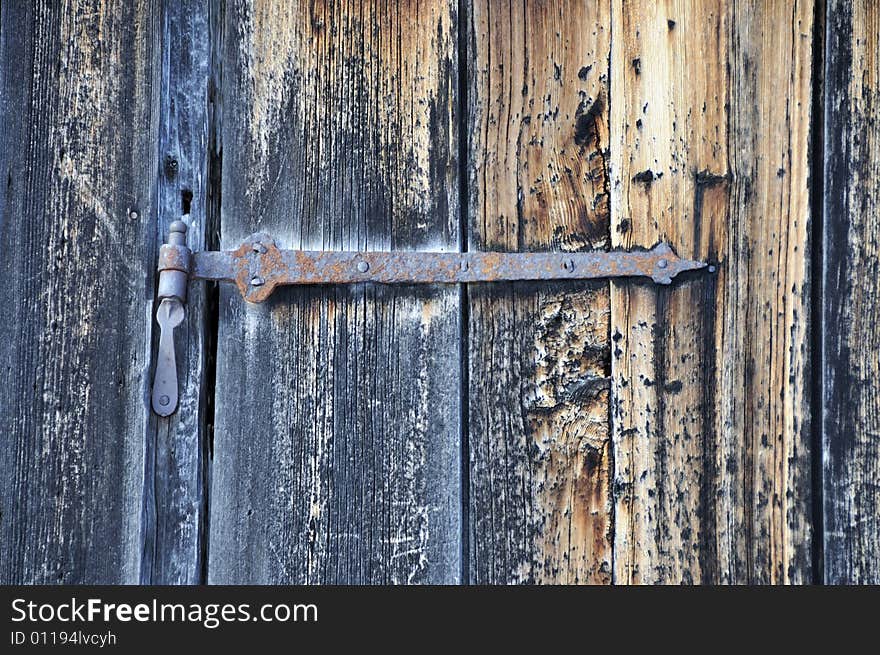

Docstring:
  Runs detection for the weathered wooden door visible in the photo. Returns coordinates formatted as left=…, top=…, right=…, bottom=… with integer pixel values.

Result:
left=2, top=0, right=879, bottom=585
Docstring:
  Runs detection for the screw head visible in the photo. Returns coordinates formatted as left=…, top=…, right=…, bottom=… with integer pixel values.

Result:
left=657, top=258, right=669, bottom=269
left=357, top=261, right=370, bottom=273
left=159, top=395, right=170, bottom=407
left=251, top=276, right=265, bottom=287
left=562, top=259, right=575, bottom=271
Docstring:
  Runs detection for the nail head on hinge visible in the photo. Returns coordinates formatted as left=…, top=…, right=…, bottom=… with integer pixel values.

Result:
left=562, top=259, right=575, bottom=271
left=657, top=258, right=668, bottom=269
left=251, top=276, right=265, bottom=287
left=357, top=261, right=370, bottom=273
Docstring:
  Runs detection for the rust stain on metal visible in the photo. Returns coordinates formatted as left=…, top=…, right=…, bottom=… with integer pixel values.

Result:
left=177, top=232, right=708, bottom=303
left=157, top=243, right=190, bottom=273
left=229, top=240, right=253, bottom=300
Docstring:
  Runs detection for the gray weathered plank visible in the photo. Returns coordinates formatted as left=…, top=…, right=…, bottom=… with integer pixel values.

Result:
left=0, top=0, right=160, bottom=583
left=141, top=0, right=212, bottom=584
left=822, top=0, right=880, bottom=584
left=207, top=0, right=462, bottom=584
left=465, top=0, right=613, bottom=584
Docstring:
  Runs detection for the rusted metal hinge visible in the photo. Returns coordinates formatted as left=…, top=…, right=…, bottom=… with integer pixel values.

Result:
left=151, top=220, right=710, bottom=416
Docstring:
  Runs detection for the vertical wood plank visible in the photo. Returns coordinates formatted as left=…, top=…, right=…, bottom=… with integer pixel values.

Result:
left=0, top=1, right=159, bottom=582
left=208, top=0, right=462, bottom=584
left=142, top=0, right=212, bottom=584
left=823, top=0, right=880, bottom=584
left=609, top=0, right=814, bottom=583
left=466, top=0, right=613, bottom=584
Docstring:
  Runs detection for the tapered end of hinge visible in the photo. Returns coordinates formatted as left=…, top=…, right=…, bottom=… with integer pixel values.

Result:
left=647, top=243, right=710, bottom=284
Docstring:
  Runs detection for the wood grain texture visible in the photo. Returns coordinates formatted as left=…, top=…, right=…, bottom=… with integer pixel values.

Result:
left=466, top=0, right=613, bottom=584
left=208, top=0, right=462, bottom=584
left=823, top=0, right=880, bottom=584
left=141, top=0, right=211, bottom=584
left=610, top=0, right=814, bottom=583
left=0, top=0, right=159, bottom=583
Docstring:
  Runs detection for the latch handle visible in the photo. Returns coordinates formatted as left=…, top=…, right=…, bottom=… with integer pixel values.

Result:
left=152, top=298, right=185, bottom=415
left=152, top=221, right=190, bottom=417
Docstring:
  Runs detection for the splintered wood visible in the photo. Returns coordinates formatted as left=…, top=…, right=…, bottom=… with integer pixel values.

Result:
left=467, top=0, right=613, bottom=583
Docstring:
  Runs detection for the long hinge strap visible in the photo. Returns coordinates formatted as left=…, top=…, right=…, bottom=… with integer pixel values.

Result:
left=152, top=220, right=710, bottom=415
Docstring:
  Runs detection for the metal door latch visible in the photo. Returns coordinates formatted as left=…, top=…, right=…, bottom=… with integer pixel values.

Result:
left=152, top=220, right=710, bottom=415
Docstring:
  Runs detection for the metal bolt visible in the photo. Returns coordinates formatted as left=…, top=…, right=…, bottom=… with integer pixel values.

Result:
left=657, top=258, right=668, bottom=269
left=708, top=264, right=717, bottom=274
left=129, top=210, right=138, bottom=220
left=460, top=260, right=469, bottom=272
left=159, top=395, right=170, bottom=407
left=251, top=276, right=265, bottom=287
left=357, top=261, right=370, bottom=273
left=562, top=259, right=575, bottom=271
left=252, top=243, right=267, bottom=254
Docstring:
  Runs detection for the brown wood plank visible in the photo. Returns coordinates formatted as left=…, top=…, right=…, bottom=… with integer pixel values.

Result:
left=609, top=0, right=814, bottom=583
left=823, top=0, right=880, bottom=584
left=0, top=0, right=160, bottom=582
left=466, top=0, right=613, bottom=584
left=208, top=0, right=462, bottom=584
